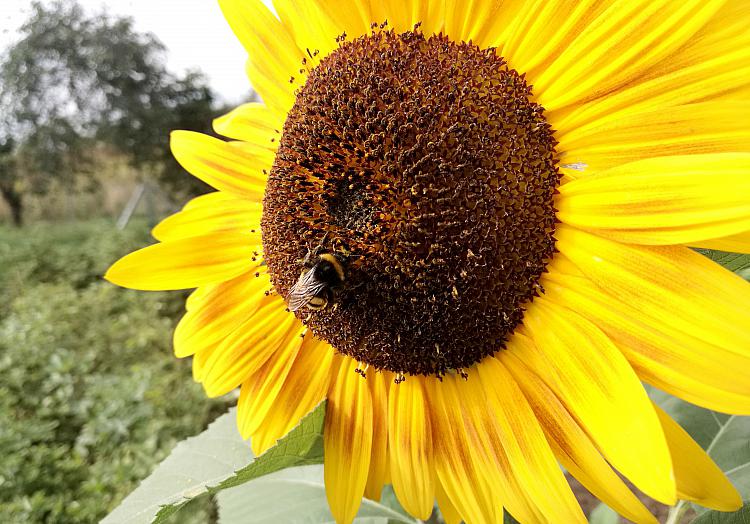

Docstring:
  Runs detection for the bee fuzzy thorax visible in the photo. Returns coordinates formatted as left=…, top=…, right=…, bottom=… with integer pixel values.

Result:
left=318, top=254, right=345, bottom=282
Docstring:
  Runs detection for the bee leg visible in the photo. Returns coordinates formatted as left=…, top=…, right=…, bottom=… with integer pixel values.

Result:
left=313, top=231, right=330, bottom=255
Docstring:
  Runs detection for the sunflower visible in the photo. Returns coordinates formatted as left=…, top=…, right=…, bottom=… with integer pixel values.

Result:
left=106, top=1, right=750, bottom=523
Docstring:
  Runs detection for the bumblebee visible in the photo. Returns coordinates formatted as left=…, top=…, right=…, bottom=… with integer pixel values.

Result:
left=287, top=252, right=346, bottom=312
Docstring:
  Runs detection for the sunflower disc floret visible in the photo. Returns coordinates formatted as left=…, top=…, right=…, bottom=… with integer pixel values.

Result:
left=263, top=29, right=560, bottom=376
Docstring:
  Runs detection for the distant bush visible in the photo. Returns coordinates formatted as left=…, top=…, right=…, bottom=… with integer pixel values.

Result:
left=0, top=219, right=149, bottom=288
left=0, top=220, right=225, bottom=523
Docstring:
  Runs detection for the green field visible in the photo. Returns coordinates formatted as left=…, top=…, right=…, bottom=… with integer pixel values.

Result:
left=0, top=219, right=227, bottom=523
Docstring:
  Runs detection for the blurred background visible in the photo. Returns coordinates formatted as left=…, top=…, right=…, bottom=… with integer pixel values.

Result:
left=0, top=1, right=255, bottom=521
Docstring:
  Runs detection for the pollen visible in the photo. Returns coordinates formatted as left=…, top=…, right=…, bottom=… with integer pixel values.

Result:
left=262, top=29, right=559, bottom=377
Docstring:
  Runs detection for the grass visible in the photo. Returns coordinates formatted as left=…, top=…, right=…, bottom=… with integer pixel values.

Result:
left=0, top=218, right=227, bottom=523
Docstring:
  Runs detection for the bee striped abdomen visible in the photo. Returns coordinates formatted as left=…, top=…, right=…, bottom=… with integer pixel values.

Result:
left=307, top=294, right=329, bottom=310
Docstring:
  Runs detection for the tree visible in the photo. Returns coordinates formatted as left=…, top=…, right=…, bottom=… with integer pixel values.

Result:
left=0, top=0, right=217, bottom=225
left=0, top=138, right=21, bottom=226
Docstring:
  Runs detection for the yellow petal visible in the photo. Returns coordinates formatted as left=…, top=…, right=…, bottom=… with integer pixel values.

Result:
left=244, top=58, right=296, bottom=117
left=191, top=345, right=217, bottom=383
left=174, top=270, right=270, bottom=358
left=442, top=0, right=526, bottom=47
left=170, top=131, right=272, bottom=200
left=218, top=0, right=302, bottom=117
left=182, top=190, right=241, bottom=211
left=550, top=2, right=750, bottom=136
left=387, top=0, right=419, bottom=34
left=388, top=378, right=434, bottom=520
left=247, top=339, right=335, bottom=454
left=237, top=327, right=306, bottom=452
left=556, top=226, right=750, bottom=356
left=690, top=230, right=750, bottom=254
left=185, top=285, right=214, bottom=311
left=503, top=349, right=658, bottom=524
left=442, top=0, right=477, bottom=41
left=409, top=0, right=443, bottom=36
left=556, top=153, right=750, bottom=245
left=105, top=233, right=255, bottom=291
left=364, top=371, right=390, bottom=501
left=152, top=198, right=262, bottom=243
left=451, top=372, right=545, bottom=524
left=435, top=479, right=463, bottom=524
left=466, top=0, right=527, bottom=50
left=273, top=0, right=342, bottom=60
left=542, top=264, right=750, bottom=414
left=201, top=303, right=297, bottom=397
left=324, top=358, right=373, bottom=524
left=558, top=102, right=750, bottom=172
left=312, top=0, right=436, bottom=63
left=646, top=0, right=750, bottom=100
left=213, top=102, right=282, bottom=150
left=521, top=297, right=676, bottom=504
left=475, top=357, right=586, bottom=524
left=436, top=370, right=548, bottom=524
left=426, top=375, right=500, bottom=524
left=313, top=0, right=372, bottom=40
left=674, top=0, right=750, bottom=106
left=655, top=404, right=742, bottom=511
left=384, top=0, right=450, bottom=36
left=416, top=0, right=449, bottom=37
left=500, top=0, right=610, bottom=77
left=534, top=0, right=724, bottom=111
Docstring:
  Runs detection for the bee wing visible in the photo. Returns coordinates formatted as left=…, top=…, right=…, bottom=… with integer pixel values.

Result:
left=287, top=269, right=328, bottom=312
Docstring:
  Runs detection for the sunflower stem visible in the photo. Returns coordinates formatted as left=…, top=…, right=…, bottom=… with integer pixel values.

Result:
left=665, top=501, right=687, bottom=524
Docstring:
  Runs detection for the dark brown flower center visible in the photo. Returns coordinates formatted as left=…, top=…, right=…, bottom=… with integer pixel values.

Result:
left=262, top=29, right=559, bottom=377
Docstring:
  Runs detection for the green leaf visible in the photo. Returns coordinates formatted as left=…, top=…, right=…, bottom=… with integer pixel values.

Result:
left=589, top=504, right=619, bottom=524
left=647, top=387, right=750, bottom=514
left=692, top=502, right=750, bottom=524
left=210, top=404, right=326, bottom=492
left=697, top=249, right=750, bottom=278
left=102, top=402, right=326, bottom=524
left=503, top=510, right=521, bottom=524
left=216, top=465, right=417, bottom=524
left=697, top=416, right=750, bottom=513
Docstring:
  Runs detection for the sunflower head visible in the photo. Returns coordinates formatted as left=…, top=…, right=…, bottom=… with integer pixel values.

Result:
left=105, top=1, right=750, bottom=523
left=263, top=27, right=559, bottom=376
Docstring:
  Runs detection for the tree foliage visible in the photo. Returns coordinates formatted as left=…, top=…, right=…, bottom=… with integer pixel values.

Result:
left=0, top=0, right=218, bottom=225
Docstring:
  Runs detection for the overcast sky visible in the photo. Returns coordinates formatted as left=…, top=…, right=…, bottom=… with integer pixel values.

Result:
left=0, top=0, right=256, bottom=105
